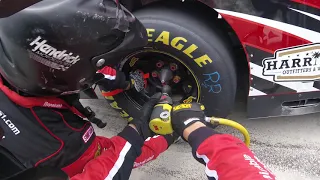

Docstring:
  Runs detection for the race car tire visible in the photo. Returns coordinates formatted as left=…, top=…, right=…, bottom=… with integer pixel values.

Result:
left=101, top=5, right=237, bottom=121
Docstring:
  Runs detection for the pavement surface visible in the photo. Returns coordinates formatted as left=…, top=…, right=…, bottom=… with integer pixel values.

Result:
left=80, top=98, right=320, bottom=180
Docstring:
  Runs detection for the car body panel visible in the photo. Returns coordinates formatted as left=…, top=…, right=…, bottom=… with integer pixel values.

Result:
left=137, top=0, right=320, bottom=118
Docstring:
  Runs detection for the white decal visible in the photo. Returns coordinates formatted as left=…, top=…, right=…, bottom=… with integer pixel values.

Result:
left=263, top=43, right=320, bottom=81
left=0, top=110, right=20, bottom=135
left=29, top=36, right=81, bottom=71
left=289, top=8, right=320, bottom=22
left=249, top=87, right=267, bottom=96
left=250, top=62, right=318, bottom=92
left=133, top=155, right=154, bottom=168
left=43, top=102, right=63, bottom=108
left=82, top=126, right=94, bottom=143
left=215, top=9, right=320, bottom=43
left=243, top=154, right=274, bottom=179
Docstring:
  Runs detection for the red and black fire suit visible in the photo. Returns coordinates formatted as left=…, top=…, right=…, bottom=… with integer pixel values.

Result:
left=0, top=66, right=174, bottom=179
left=0, top=66, right=276, bottom=180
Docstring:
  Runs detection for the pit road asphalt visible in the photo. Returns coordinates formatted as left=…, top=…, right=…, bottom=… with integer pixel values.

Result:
left=80, top=98, right=320, bottom=180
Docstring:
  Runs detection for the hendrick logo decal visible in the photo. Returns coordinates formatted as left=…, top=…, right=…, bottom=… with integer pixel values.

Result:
left=28, top=36, right=81, bottom=71
left=263, top=43, right=320, bottom=81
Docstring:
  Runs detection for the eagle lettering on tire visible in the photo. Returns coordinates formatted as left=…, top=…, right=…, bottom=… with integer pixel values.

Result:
left=100, top=6, right=237, bottom=121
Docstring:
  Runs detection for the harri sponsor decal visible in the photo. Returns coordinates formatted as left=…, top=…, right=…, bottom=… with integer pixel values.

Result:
left=263, top=43, right=320, bottom=81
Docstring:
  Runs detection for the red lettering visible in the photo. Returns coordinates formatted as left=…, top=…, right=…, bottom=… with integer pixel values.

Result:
left=153, top=125, right=159, bottom=131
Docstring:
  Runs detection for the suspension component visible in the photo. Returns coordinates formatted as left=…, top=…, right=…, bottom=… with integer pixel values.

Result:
left=159, top=67, right=173, bottom=84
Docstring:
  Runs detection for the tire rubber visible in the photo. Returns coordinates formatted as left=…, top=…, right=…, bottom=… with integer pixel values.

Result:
left=101, top=5, right=237, bottom=120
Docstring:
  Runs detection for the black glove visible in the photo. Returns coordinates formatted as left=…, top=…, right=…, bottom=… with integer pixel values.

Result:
left=171, top=103, right=206, bottom=138
left=115, top=70, right=145, bottom=91
left=129, top=92, right=161, bottom=140
left=95, top=70, right=131, bottom=91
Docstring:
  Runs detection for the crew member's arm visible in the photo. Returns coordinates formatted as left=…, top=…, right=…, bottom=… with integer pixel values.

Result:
left=71, top=125, right=144, bottom=180
left=184, top=123, right=276, bottom=180
left=133, top=134, right=174, bottom=168
left=171, top=103, right=276, bottom=180
left=0, top=0, right=42, bottom=17
left=72, top=93, right=163, bottom=180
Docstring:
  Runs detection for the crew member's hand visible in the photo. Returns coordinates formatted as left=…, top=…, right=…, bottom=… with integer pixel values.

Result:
left=110, top=71, right=131, bottom=90
left=95, top=67, right=131, bottom=91
left=129, top=92, right=161, bottom=140
left=171, top=103, right=206, bottom=141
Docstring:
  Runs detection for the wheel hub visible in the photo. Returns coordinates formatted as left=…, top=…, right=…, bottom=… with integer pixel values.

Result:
left=122, top=51, right=198, bottom=107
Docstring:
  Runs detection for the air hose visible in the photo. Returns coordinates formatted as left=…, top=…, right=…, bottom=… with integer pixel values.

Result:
left=205, top=117, right=251, bottom=147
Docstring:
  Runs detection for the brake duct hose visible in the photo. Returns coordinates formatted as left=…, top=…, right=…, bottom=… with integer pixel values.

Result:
left=205, top=117, right=251, bottom=147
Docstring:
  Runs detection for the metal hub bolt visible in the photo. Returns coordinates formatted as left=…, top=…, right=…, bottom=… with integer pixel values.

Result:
left=156, top=61, right=164, bottom=68
left=151, top=71, right=158, bottom=77
left=170, top=63, right=178, bottom=71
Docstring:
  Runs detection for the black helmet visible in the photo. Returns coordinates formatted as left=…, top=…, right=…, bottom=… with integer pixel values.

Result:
left=0, top=0, right=147, bottom=96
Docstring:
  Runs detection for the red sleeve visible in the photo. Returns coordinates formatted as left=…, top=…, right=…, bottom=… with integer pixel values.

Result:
left=71, top=127, right=144, bottom=180
left=188, top=127, right=276, bottom=180
left=133, top=135, right=172, bottom=168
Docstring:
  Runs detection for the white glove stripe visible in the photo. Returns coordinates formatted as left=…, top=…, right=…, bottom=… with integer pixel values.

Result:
left=184, top=118, right=200, bottom=126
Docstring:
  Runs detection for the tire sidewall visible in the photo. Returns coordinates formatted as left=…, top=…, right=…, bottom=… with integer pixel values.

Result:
left=106, top=12, right=237, bottom=119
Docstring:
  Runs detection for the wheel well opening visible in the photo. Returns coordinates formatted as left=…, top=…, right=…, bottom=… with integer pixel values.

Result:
left=176, top=1, right=250, bottom=102
left=121, top=0, right=250, bottom=102
left=183, top=1, right=249, bottom=103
